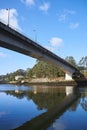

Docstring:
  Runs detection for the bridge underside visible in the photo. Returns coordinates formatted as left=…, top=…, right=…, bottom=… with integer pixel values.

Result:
left=65, top=71, right=84, bottom=80
left=0, top=22, right=84, bottom=80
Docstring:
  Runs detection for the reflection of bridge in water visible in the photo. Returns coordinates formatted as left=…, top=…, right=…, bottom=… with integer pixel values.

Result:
left=0, top=22, right=84, bottom=80
left=13, top=86, right=78, bottom=130
left=15, top=91, right=77, bottom=129
left=3, top=85, right=87, bottom=130
left=33, top=85, right=74, bottom=96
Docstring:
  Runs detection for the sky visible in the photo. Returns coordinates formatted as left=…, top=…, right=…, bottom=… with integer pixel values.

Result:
left=0, top=0, right=87, bottom=75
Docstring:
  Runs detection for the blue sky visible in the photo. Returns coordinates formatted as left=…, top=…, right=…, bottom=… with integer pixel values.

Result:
left=0, top=0, right=87, bottom=75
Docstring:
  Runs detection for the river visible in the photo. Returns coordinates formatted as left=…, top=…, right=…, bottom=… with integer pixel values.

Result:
left=0, top=84, right=87, bottom=130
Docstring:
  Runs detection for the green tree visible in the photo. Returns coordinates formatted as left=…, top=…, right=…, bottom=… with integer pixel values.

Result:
left=78, top=56, right=87, bottom=76
left=65, top=56, right=77, bottom=67
left=15, top=69, right=25, bottom=76
left=79, top=56, right=87, bottom=68
left=31, top=61, right=64, bottom=78
left=4, top=69, right=26, bottom=82
left=26, top=68, right=33, bottom=78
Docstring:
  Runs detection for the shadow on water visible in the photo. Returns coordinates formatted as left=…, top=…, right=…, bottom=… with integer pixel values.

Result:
left=13, top=86, right=79, bottom=130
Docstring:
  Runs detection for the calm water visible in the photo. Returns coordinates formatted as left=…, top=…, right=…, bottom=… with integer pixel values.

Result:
left=0, top=84, right=87, bottom=130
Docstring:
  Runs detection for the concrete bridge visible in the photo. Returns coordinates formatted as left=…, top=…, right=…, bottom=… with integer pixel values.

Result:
left=15, top=93, right=77, bottom=130
left=0, top=22, right=83, bottom=80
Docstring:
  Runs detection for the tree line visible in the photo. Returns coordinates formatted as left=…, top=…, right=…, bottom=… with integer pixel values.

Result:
left=1, top=56, right=87, bottom=82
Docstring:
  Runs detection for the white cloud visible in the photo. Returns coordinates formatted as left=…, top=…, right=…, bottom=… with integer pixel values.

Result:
left=69, top=22, right=79, bottom=29
left=21, top=0, right=50, bottom=12
left=39, top=2, right=50, bottom=12
left=0, top=52, right=8, bottom=58
left=47, top=37, right=63, bottom=53
left=21, top=0, right=35, bottom=6
left=58, top=9, right=76, bottom=22
left=0, top=9, right=21, bottom=30
left=59, top=13, right=67, bottom=22
left=49, top=37, right=63, bottom=47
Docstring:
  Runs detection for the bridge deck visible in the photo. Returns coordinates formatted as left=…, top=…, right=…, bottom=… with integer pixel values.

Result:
left=0, top=22, right=80, bottom=77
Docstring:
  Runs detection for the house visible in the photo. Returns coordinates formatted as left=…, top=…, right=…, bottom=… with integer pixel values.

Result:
left=15, top=75, right=24, bottom=81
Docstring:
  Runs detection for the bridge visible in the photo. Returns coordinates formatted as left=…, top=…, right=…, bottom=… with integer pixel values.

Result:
left=15, top=93, right=77, bottom=130
left=0, top=22, right=83, bottom=80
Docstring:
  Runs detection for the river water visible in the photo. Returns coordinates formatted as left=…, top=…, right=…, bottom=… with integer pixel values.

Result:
left=0, top=84, right=87, bottom=130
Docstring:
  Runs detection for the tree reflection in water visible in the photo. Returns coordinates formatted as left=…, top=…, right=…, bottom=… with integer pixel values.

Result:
left=2, top=85, right=87, bottom=130
left=80, top=88, right=87, bottom=111
left=4, top=86, right=67, bottom=111
left=68, top=87, right=87, bottom=112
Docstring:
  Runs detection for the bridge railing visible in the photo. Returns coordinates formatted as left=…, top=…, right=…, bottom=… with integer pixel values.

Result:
left=0, top=19, right=38, bottom=45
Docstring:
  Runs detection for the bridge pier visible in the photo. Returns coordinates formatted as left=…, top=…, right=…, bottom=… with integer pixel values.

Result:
left=66, top=86, right=74, bottom=95
left=65, top=72, right=73, bottom=80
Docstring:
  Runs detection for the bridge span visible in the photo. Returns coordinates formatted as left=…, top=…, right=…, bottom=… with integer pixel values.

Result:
left=0, top=22, right=83, bottom=80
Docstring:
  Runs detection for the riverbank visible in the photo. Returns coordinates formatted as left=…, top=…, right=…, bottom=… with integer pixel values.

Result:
left=1, top=77, right=87, bottom=86
left=26, top=80, right=87, bottom=86
left=5, top=78, right=87, bottom=87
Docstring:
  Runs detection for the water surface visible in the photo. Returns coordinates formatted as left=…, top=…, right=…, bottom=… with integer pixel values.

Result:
left=0, top=84, right=87, bottom=130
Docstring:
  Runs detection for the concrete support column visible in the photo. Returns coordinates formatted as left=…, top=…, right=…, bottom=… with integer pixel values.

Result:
left=65, top=72, right=73, bottom=80
left=66, top=86, right=74, bottom=96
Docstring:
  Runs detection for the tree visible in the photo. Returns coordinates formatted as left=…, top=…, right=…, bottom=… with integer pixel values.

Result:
left=15, top=69, right=26, bottom=76
left=26, top=68, right=33, bottom=78
left=31, top=61, right=64, bottom=78
left=4, top=69, right=26, bottom=82
left=78, top=56, right=87, bottom=76
left=79, top=56, right=87, bottom=68
left=65, top=56, right=77, bottom=67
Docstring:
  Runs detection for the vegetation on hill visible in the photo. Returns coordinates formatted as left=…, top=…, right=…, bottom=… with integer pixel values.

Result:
left=0, top=56, right=87, bottom=82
